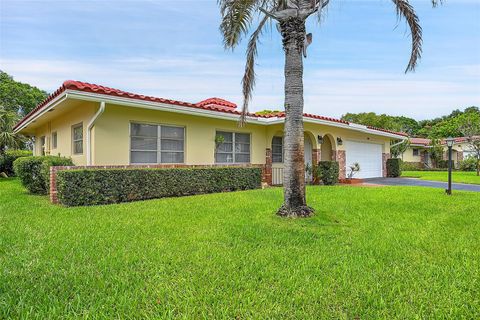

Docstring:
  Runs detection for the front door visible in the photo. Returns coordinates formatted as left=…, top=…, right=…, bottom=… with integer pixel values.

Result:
left=304, top=137, right=313, bottom=182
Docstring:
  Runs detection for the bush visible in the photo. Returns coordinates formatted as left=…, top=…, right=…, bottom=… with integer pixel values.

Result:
left=13, top=156, right=74, bottom=194
left=56, top=167, right=262, bottom=206
left=386, top=158, right=402, bottom=177
left=437, top=160, right=454, bottom=169
left=0, top=150, right=32, bottom=176
left=459, top=157, right=477, bottom=171
left=316, top=161, right=339, bottom=185
left=401, top=161, right=424, bottom=171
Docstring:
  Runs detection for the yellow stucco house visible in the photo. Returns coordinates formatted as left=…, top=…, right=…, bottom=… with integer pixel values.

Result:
left=14, top=80, right=407, bottom=184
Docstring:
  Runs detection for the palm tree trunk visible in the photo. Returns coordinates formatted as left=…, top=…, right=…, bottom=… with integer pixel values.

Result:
left=277, top=18, right=314, bottom=218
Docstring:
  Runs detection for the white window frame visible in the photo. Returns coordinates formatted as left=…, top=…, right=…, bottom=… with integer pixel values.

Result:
left=215, top=131, right=251, bottom=164
left=130, top=122, right=185, bottom=165
left=272, top=136, right=283, bottom=163
left=72, top=123, right=83, bottom=155
left=52, top=132, right=58, bottom=149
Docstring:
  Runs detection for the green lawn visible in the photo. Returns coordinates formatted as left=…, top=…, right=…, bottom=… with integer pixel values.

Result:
left=1, top=179, right=479, bottom=319
left=402, top=170, right=480, bottom=185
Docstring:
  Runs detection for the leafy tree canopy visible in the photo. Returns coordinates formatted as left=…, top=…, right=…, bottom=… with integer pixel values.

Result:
left=0, top=71, right=48, bottom=116
left=342, top=107, right=479, bottom=138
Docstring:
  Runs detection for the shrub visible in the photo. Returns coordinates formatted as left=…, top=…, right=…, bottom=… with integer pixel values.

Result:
left=386, top=158, right=402, bottom=177
left=56, top=167, right=262, bottom=206
left=401, top=161, right=424, bottom=171
left=0, top=150, right=32, bottom=176
left=459, top=157, right=477, bottom=171
left=316, top=161, right=339, bottom=185
left=13, top=156, right=74, bottom=194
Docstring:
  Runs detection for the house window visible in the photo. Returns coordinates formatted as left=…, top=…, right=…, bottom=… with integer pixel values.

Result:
left=215, top=131, right=250, bottom=163
left=52, top=132, right=57, bottom=149
left=130, top=123, right=184, bottom=164
left=40, top=136, right=46, bottom=156
left=272, top=136, right=283, bottom=163
left=72, top=123, right=83, bottom=154
left=413, top=148, right=419, bottom=156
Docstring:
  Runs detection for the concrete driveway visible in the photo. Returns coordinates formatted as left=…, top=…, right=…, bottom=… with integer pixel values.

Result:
left=364, top=177, right=480, bottom=192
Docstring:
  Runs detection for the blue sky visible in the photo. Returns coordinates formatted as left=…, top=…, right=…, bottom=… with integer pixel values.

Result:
left=0, top=0, right=479, bottom=120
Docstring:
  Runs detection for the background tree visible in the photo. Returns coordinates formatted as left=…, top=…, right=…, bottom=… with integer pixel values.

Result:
left=341, top=112, right=420, bottom=135
left=0, top=107, right=25, bottom=155
left=458, top=112, right=480, bottom=176
left=219, top=0, right=439, bottom=217
left=391, top=139, right=410, bottom=159
left=0, top=71, right=48, bottom=116
left=429, top=138, right=444, bottom=168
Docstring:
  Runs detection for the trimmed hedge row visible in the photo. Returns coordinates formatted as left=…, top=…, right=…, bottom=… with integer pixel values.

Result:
left=386, top=158, right=402, bottom=177
left=56, top=167, right=262, bottom=206
left=316, top=161, right=339, bottom=185
left=0, top=150, right=32, bottom=176
left=13, top=156, right=74, bottom=194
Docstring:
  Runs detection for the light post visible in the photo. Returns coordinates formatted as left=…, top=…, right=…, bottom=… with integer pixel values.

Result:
left=445, top=137, right=455, bottom=195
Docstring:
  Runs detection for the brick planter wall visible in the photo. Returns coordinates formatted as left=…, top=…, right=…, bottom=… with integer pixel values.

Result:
left=50, top=163, right=266, bottom=204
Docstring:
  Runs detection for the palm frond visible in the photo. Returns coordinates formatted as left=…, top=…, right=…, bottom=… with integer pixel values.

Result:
left=314, top=0, right=330, bottom=22
left=239, top=15, right=270, bottom=126
left=219, top=0, right=260, bottom=49
left=431, top=0, right=443, bottom=8
left=392, top=0, right=422, bottom=73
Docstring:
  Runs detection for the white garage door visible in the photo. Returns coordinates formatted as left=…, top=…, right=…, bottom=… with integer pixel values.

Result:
left=345, top=141, right=383, bottom=178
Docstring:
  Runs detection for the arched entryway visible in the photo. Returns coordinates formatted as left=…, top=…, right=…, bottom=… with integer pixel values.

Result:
left=321, top=134, right=335, bottom=161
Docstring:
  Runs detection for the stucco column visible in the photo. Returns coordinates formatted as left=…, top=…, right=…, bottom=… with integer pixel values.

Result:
left=264, top=148, right=272, bottom=185
left=334, top=150, right=346, bottom=180
left=382, top=153, right=390, bottom=178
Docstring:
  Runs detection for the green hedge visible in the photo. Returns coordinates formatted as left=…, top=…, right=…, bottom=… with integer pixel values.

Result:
left=386, top=158, right=402, bottom=177
left=459, top=157, right=477, bottom=171
left=401, top=161, right=424, bottom=171
left=13, top=156, right=74, bottom=194
left=56, top=167, right=262, bottom=206
left=316, top=161, right=339, bottom=185
left=0, top=150, right=32, bottom=177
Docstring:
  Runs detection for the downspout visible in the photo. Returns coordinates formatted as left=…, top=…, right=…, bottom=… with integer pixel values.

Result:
left=390, top=138, right=408, bottom=148
left=86, top=101, right=105, bottom=165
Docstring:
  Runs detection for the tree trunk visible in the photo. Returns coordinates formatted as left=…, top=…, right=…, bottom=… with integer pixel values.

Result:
left=277, top=18, right=314, bottom=218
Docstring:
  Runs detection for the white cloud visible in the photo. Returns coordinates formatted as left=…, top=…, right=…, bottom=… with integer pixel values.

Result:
left=1, top=57, right=479, bottom=120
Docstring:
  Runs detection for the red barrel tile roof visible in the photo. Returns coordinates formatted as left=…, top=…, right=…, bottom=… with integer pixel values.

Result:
left=14, top=80, right=407, bottom=137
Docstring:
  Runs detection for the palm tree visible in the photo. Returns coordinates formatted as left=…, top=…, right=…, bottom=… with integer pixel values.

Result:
left=0, top=107, right=25, bottom=155
left=219, top=0, right=441, bottom=217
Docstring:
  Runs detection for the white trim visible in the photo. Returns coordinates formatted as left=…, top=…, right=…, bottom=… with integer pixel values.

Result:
left=13, top=93, right=68, bottom=133
left=86, top=101, right=105, bottom=165
left=15, top=89, right=407, bottom=140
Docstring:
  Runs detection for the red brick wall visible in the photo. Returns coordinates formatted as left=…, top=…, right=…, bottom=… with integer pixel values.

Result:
left=382, top=153, right=390, bottom=178
left=264, top=148, right=272, bottom=186
left=312, top=149, right=320, bottom=185
left=50, top=163, right=266, bottom=204
left=333, top=150, right=346, bottom=179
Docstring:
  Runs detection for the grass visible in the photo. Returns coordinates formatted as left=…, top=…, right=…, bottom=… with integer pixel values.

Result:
left=402, top=170, right=480, bottom=185
left=1, top=178, right=479, bottom=319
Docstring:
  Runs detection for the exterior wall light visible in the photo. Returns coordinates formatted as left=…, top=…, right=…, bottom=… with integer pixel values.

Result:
left=337, top=137, right=343, bottom=146
left=318, top=135, right=324, bottom=144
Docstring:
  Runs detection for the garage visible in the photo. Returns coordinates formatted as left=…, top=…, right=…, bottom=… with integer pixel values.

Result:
left=345, top=140, right=383, bottom=178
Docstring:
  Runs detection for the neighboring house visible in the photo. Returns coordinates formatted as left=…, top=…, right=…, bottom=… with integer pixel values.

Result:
left=399, top=137, right=477, bottom=168
left=13, top=80, right=407, bottom=183
left=401, top=138, right=432, bottom=168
